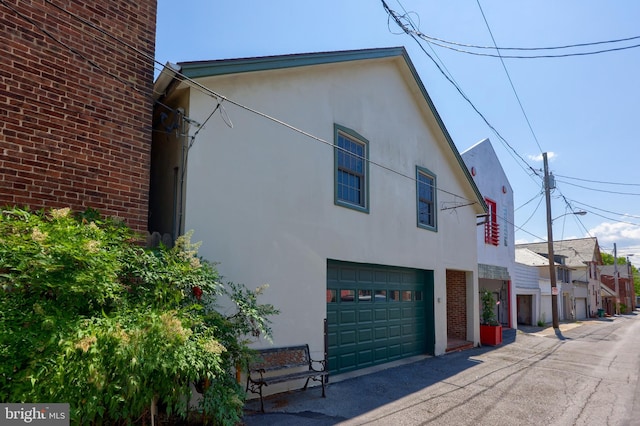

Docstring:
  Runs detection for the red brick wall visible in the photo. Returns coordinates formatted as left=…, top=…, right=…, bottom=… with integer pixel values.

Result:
left=0, top=0, right=157, bottom=232
left=447, top=270, right=467, bottom=340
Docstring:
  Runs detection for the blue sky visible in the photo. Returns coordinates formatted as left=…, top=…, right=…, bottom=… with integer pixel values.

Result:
left=155, top=0, right=640, bottom=266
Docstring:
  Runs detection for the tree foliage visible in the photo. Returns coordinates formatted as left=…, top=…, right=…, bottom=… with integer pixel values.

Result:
left=601, top=252, right=639, bottom=294
left=0, top=207, right=278, bottom=425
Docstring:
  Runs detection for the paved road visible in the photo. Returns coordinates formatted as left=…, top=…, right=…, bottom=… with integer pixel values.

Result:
left=242, top=314, right=640, bottom=425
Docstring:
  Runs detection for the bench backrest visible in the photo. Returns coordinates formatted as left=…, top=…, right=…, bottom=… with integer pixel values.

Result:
left=250, top=344, right=311, bottom=372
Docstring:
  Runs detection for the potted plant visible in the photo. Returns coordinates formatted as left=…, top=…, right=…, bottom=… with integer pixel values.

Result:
left=479, top=289, right=502, bottom=346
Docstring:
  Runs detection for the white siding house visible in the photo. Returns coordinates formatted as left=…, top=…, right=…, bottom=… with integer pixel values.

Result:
left=517, top=238, right=602, bottom=320
left=515, top=248, right=564, bottom=325
left=461, top=139, right=516, bottom=329
left=150, top=48, right=486, bottom=389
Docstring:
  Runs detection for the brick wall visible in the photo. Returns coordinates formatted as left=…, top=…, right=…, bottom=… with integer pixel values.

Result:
left=447, top=270, right=468, bottom=340
left=0, top=0, right=157, bottom=232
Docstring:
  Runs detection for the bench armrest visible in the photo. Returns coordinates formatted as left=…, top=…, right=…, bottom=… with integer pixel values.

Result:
left=309, top=358, right=327, bottom=372
left=248, top=368, right=266, bottom=381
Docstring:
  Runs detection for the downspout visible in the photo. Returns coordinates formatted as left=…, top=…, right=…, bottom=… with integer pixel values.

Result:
left=507, top=279, right=512, bottom=328
left=175, top=108, right=187, bottom=239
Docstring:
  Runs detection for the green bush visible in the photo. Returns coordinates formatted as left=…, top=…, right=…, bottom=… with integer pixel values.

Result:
left=0, top=207, right=277, bottom=425
left=480, top=289, right=499, bottom=326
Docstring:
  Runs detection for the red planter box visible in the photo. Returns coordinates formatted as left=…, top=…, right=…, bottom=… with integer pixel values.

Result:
left=480, top=324, right=503, bottom=346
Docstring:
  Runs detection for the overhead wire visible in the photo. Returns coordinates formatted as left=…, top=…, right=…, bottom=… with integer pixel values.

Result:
left=23, top=0, right=482, bottom=208
left=417, top=32, right=640, bottom=53
left=406, top=27, right=640, bottom=59
left=26, top=0, right=640, bottom=236
left=555, top=179, right=640, bottom=196
left=382, top=0, right=542, bottom=186
left=476, top=0, right=544, bottom=155
left=567, top=199, right=640, bottom=221
left=393, top=1, right=461, bottom=88
left=554, top=174, right=640, bottom=187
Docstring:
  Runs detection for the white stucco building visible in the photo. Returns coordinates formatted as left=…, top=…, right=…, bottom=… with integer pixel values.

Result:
left=150, top=47, right=486, bottom=388
left=461, top=139, right=517, bottom=329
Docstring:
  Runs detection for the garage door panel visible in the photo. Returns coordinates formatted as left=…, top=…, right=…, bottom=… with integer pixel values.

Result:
left=402, top=306, right=414, bottom=317
left=340, top=310, right=357, bottom=324
left=358, top=309, right=373, bottom=322
left=402, top=323, right=414, bottom=336
left=388, top=307, right=402, bottom=319
left=358, top=327, right=373, bottom=343
left=374, top=271, right=387, bottom=283
left=358, top=349, right=373, bottom=365
left=374, top=308, right=387, bottom=321
left=374, top=347, right=387, bottom=361
left=327, top=261, right=433, bottom=374
left=340, top=268, right=357, bottom=282
left=358, top=270, right=373, bottom=282
left=327, top=331, right=338, bottom=347
left=340, top=330, right=357, bottom=345
left=388, top=325, right=401, bottom=337
left=339, top=353, right=357, bottom=370
left=388, top=344, right=402, bottom=358
left=374, top=326, right=387, bottom=339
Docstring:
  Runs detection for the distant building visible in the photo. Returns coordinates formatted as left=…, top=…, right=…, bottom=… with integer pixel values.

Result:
left=0, top=1, right=157, bottom=231
left=516, top=238, right=602, bottom=320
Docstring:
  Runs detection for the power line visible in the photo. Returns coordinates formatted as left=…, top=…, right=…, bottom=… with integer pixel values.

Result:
left=555, top=179, right=640, bottom=196
left=409, top=28, right=640, bottom=59
left=568, top=199, right=640, bottom=221
left=476, top=0, right=544, bottom=155
left=382, top=0, right=542, bottom=186
left=33, top=0, right=483, bottom=207
left=554, top=174, right=640, bottom=187
left=517, top=193, right=544, bottom=230
left=416, top=29, right=640, bottom=53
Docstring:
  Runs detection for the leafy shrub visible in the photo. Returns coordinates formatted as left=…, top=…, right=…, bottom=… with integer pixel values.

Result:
left=480, top=289, right=499, bottom=326
left=0, top=207, right=277, bottom=425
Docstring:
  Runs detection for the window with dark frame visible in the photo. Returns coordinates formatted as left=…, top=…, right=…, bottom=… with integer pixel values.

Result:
left=334, top=125, right=369, bottom=212
left=416, top=166, right=436, bottom=230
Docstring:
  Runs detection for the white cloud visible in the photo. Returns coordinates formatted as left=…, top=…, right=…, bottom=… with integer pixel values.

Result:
left=527, top=151, right=556, bottom=162
left=589, top=221, right=640, bottom=267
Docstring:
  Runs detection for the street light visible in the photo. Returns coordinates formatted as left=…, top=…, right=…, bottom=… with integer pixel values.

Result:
left=552, top=211, right=587, bottom=222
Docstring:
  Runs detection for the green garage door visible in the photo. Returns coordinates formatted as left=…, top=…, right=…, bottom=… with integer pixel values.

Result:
left=326, top=260, right=434, bottom=374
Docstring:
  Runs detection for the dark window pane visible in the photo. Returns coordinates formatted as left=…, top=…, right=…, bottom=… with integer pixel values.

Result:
left=375, top=290, right=386, bottom=301
left=327, top=289, right=337, bottom=303
left=358, top=289, right=372, bottom=302
left=340, top=289, right=355, bottom=302
left=336, top=131, right=366, bottom=207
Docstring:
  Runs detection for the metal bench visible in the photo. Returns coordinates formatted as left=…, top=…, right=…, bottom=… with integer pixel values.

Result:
left=245, top=344, right=328, bottom=412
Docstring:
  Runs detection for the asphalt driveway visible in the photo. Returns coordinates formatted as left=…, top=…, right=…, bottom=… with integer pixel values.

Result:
left=241, top=317, right=631, bottom=426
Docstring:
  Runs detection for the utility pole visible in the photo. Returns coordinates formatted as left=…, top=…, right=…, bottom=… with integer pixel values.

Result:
left=614, top=243, right=619, bottom=315
left=543, top=152, right=559, bottom=329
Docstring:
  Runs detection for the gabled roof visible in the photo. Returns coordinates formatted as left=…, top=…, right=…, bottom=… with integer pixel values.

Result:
left=156, top=47, right=487, bottom=215
left=515, top=248, right=558, bottom=267
left=460, top=138, right=513, bottom=194
left=516, top=237, right=600, bottom=269
left=600, top=264, right=633, bottom=279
